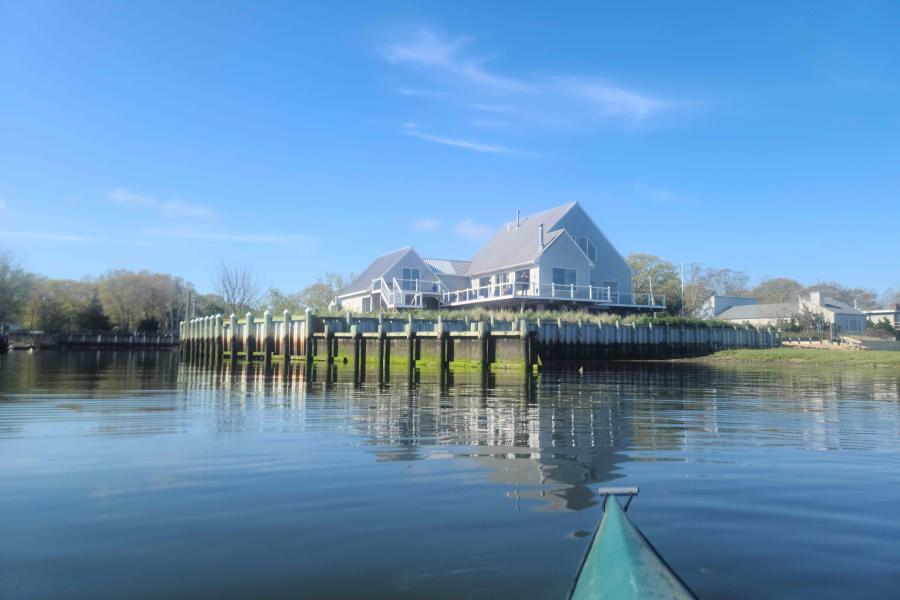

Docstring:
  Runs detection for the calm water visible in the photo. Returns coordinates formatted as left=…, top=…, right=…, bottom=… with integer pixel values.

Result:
left=1, top=352, right=899, bottom=599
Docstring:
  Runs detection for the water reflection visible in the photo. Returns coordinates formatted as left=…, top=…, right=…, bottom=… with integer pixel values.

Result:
left=3, top=351, right=900, bottom=600
left=3, top=351, right=898, bottom=513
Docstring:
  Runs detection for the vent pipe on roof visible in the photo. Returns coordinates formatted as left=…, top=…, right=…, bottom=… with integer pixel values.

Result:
left=516, top=210, right=520, bottom=230
left=538, top=224, right=544, bottom=251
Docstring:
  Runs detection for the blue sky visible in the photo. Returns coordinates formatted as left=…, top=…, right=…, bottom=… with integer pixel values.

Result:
left=1, top=1, right=898, bottom=293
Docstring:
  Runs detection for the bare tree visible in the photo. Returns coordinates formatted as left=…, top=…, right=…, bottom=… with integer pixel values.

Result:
left=214, top=262, right=262, bottom=316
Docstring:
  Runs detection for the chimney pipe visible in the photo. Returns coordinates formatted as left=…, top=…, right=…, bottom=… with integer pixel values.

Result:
left=538, top=224, right=544, bottom=250
left=515, top=210, right=520, bottom=230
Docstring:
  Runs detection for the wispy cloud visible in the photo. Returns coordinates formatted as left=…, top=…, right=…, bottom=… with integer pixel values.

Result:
left=380, top=27, right=683, bottom=144
left=453, top=218, right=493, bottom=242
left=0, top=227, right=314, bottom=248
left=403, top=123, right=521, bottom=154
left=0, top=230, right=160, bottom=245
left=382, top=28, right=530, bottom=93
left=107, top=187, right=217, bottom=219
left=140, top=228, right=313, bottom=248
left=0, top=230, right=107, bottom=243
left=411, top=217, right=441, bottom=231
left=553, top=77, right=673, bottom=122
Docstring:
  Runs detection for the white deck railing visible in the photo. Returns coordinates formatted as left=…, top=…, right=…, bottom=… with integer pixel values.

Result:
left=371, top=278, right=443, bottom=309
left=441, top=281, right=665, bottom=308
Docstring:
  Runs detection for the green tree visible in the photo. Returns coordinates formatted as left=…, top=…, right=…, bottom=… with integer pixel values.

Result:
left=194, top=292, right=227, bottom=317
left=626, top=253, right=681, bottom=314
left=0, top=250, right=32, bottom=329
left=266, top=288, right=304, bottom=315
left=76, top=292, right=111, bottom=332
left=750, top=277, right=805, bottom=304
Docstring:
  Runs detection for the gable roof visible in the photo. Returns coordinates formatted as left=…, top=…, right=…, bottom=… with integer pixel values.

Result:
left=424, top=258, right=471, bottom=276
left=467, top=201, right=577, bottom=275
left=340, top=247, right=415, bottom=296
left=717, top=302, right=798, bottom=320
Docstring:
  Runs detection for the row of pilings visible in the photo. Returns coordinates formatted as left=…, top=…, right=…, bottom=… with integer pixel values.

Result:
left=179, top=310, right=534, bottom=383
left=179, top=311, right=779, bottom=376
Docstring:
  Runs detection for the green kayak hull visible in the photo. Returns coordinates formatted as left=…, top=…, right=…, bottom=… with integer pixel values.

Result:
left=568, top=496, right=697, bottom=600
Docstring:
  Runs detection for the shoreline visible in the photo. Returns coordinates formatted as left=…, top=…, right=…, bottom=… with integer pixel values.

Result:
left=670, top=347, right=900, bottom=368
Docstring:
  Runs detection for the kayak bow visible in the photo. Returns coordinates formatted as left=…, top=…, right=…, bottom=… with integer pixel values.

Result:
left=567, top=487, right=697, bottom=600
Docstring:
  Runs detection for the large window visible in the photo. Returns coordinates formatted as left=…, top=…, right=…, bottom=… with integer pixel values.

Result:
left=576, top=237, right=598, bottom=262
left=552, top=268, right=577, bottom=286
left=400, top=267, right=420, bottom=290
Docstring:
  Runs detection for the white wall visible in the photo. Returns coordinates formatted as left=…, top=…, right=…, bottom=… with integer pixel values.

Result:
left=536, top=234, right=592, bottom=289
left=383, top=251, right=440, bottom=291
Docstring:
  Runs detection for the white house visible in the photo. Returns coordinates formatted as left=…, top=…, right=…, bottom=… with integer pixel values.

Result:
left=865, top=304, right=900, bottom=329
left=336, top=202, right=662, bottom=313
left=706, top=290, right=868, bottom=332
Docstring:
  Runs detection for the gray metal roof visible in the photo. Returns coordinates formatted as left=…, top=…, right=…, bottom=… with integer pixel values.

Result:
left=819, top=297, right=865, bottom=315
left=340, top=246, right=414, bottom=296
left=717, top=302, right=798, bottom=320
left=424, top=257, right=471, bottom=276
left=466, top=201, right=577, bottom=275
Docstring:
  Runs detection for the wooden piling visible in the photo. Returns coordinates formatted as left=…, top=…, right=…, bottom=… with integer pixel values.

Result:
left=214, top=314, right=223, bottom=365
left=324, top=325, right=334, bottom=364
left=229, top=313, right=238, bottom=366
left=477, top=320, right=490, bottom=373
left=263, top=310, right=273, bottom=370
left=245, top=312, right=255, bottom=362
left=282, top=310, right=292, bottom=371
left=520, top=319, right=531, bottom=371
left=304, top=308, right=314, bottom=366
left=406, top=321, right=416, bottom=379
left=351, top=324, right=361, bottom=381
left=377, top=325, right=386, bottom=383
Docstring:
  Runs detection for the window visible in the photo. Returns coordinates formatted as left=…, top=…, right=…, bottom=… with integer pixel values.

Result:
left=400, top=268, right=420, bottom=291
left=576, top=237, right=598, bottom=262
left=601, top=280, right=619, bottom=295
left=552, top=268, right=577, bottom=286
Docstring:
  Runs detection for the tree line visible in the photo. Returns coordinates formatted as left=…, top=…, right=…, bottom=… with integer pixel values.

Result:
left=0, top=250, right=351, bottom=335
left=625, top=252, right=898, bottom=316
left=2, top=247, right=895, bottom=333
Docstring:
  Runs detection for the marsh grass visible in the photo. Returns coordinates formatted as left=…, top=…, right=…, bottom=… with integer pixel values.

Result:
left=695, top=347, right=900, bottom=367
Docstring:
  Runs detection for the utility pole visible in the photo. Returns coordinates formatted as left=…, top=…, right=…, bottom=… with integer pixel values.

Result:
left=680, top=262, right=685, bottom=317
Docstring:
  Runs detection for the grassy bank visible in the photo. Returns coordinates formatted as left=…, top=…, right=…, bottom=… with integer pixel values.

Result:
left=689, top=347, right=900, bottom=368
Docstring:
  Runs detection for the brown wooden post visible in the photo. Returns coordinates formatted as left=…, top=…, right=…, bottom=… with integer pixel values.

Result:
left=520, top=318, right=531, bottom=372
left=245, top=312, right=255, bottom=362
left=377, top=324, right=386, bottom=383
left=214, top=314, right=223, bottom=365
left=304, top=308, right=314, bottom=366
left=350, top=324, right=360, bottom=381
left=263, top=310, right=273, bottom=370
left=436, top=319, right=447, bottom=373
left=229, top=313, right=238, bottom=365
left=282, top=310, right=292, bottom=372
left=478, top=320, right=490, bottom=373
left=324, top=324, right=334, bottom=364
left=406, top=321, right=416, bottom=380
